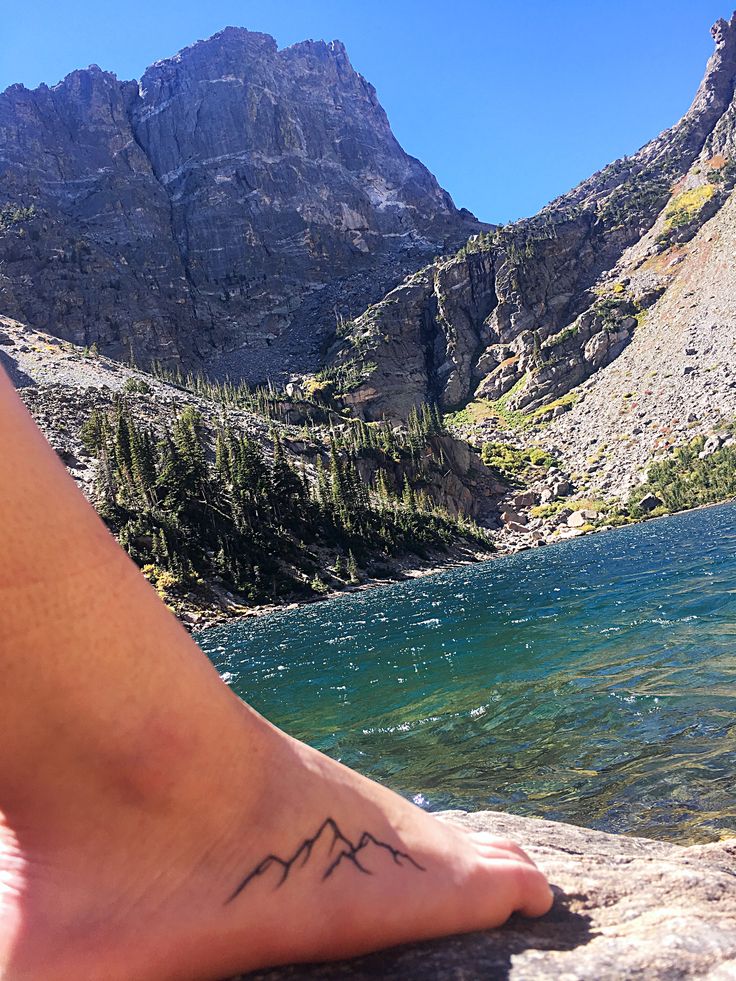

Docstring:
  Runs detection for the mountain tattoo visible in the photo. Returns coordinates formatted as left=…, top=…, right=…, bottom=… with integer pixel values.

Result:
left=226, top=817, right=426, bottom=904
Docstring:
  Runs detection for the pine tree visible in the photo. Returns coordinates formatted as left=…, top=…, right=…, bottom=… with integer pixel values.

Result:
left=402, top=474, right=417, bottom=513
left=315, top=455, right=330, bottom=507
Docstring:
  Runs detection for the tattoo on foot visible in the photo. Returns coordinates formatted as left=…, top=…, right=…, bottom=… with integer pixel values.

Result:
left=226, top=817, right=426, bottom=903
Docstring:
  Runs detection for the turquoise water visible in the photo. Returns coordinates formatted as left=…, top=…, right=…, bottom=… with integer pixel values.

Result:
left=198, top=503, right=736, bottom=844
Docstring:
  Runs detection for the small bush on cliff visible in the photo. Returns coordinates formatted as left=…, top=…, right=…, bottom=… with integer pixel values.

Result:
left=0, top=204, right=36, bottom=230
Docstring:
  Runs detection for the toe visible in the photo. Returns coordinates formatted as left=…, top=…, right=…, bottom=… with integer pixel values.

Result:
left=510, top=860, right=554, bottom=918
left=469, top=832, right=539, bottom=868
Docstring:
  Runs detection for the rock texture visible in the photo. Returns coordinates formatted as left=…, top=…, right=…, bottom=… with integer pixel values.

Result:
left=329, top=13, right=736, bottom=497
left=0, top=28, right=481, bottom=376
left=241, top=809, right=736, bottom=981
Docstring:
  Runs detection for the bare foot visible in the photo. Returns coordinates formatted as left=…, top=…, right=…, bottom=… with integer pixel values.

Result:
left=0, top=367, right=553, bottom=979
left=1, top=702, right=552, bottom=980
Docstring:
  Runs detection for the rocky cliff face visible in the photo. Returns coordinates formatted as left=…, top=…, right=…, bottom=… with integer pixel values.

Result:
left=330, top=12, right=736, bottom=473
left=0, top=28, right=481, bottom=376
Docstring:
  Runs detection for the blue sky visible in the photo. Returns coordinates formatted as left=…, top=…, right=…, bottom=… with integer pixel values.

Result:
left=1, top=1, right=729, bottom=222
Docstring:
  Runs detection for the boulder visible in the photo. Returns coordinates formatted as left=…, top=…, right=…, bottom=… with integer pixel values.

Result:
left=545, top=509, right=573, bottom=529
left=567, top=509, right=598, bottom=528
left=245, top=809, right=736, bottom=980
left=509, top=490, right=540, bottom=510
left=699, top=434, right=725, bottom=459
left=638, top=492, right=663, bottom=513
left=501, top=509, right=527, bottom=527
left=552, top=478, right=572, bottom=497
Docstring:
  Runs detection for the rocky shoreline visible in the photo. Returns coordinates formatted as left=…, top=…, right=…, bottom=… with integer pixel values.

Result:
left=191, top=545, right=493, bottom=631
left=195, top=497, right=735, bottom=632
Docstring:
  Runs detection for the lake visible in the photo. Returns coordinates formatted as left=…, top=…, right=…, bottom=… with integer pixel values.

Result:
left=198, top=503, right=736, bottom=844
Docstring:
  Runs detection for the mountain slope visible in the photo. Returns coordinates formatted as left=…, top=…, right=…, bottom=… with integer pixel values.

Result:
left=327, top=13, right=736, bottom=443
left=0, top=314, right=502, bottom=622
left=317, top=13, right=736, bottom=507
left=0, top=28, right=481, bottom=378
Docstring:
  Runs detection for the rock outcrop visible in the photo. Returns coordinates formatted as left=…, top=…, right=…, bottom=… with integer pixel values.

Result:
left=242, top=809, right=736, bottom=980
left=0, top=29, right=481, bottom=376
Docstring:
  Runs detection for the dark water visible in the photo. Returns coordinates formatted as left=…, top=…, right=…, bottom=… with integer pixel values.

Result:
left=198, top=504, right=736, bottom=844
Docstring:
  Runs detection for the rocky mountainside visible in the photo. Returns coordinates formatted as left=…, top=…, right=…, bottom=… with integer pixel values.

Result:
left=0, top=28, right=481, bottom=378
left=0, top=314, right=502, bottom=623
left=4, top=16, right=736, bottom=600
left=327, top=13, right=736, bottom=499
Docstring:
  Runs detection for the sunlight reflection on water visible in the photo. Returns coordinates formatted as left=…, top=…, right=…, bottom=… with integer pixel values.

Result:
left=198, top=504, right=736, bottom=844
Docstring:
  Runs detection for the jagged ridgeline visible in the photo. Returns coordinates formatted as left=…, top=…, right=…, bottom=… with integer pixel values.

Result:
left=78, top=391, right=489, bottom=611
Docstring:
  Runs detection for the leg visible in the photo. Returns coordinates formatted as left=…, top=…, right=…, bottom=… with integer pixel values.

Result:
left=0, top=368, right=552, bottom=980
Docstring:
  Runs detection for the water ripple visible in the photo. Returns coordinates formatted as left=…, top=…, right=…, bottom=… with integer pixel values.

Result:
left=199, top=503, right=736, bottom=844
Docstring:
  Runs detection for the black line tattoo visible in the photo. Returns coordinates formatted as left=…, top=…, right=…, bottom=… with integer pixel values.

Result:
left=225, top=817, right=426, bottom=904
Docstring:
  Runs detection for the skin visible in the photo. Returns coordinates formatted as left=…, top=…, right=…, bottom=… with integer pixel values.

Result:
left=0, top=366, right=553, bottom=980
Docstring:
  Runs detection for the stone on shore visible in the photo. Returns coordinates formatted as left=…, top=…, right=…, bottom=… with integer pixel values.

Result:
left=241, top=810, right=736, bottom=980
left=567, top=509, right=599, bottom=528
left=638, top=492, right=664, bottom=513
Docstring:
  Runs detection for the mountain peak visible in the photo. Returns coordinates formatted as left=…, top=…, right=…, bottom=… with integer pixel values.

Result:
left=0, top=25, right=480, bottom=375
left=697, top=10, right=736, bottom=98
left=711, top=11, right=736, bottom=44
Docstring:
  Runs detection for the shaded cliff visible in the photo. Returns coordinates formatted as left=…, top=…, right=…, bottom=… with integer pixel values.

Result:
left=0, top=28, right=481, bottom=375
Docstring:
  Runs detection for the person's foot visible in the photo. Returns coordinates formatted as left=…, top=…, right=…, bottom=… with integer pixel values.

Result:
left=0, top=699, right=553, bottom=980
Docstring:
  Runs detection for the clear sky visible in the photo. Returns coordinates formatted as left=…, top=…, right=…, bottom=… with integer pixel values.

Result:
left=2, top=1, right=730, bottom=222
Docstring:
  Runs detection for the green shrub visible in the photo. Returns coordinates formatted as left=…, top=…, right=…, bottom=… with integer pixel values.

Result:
left=122, top=378, right=152, bottom=395
left=629, top=434, right=736, bottom=514
left=481, top=441, right=553, bottom=480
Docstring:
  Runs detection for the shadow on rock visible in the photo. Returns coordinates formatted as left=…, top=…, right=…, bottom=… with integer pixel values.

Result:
left=0, top=350, right=36, bottom=388
left=241, top=890, right=595, bottom=980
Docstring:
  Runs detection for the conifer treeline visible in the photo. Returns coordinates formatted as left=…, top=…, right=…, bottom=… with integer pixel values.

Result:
left=80, top=400, right=486, bottom=606
left=148, top=363, right=297, bottom=421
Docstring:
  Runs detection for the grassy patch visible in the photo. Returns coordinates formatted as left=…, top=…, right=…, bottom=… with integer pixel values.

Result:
left=444, top=398, right=498, bottom=428
left=481, top=442, right=554, bottom=481
left=490, top=376, right=533, bottom=428
left=446, top=381, right=533, bottom=431
left=529, top=390, right=580, bottom=422
left=663, top=185, right=715, bottom=231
